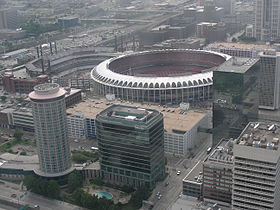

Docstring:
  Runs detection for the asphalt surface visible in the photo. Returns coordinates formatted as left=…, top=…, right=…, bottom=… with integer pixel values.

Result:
left=0, top=180, right=82, bottom=210
left=0, top=203, right=18, bottom=210
left=148, top=134, right=212, bottom=210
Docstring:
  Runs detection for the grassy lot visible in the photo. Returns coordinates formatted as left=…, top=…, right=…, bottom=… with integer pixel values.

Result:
left=72, top=150, right=98, bottom=163
left=0, top=139, right=36, bottom=153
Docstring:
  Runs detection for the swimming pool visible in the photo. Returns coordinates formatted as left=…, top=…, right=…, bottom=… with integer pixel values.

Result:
left=94, top=192, right=113, bottom=199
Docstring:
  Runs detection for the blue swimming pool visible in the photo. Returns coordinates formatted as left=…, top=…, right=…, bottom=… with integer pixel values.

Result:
left=94, top=192, right=113, bottom=199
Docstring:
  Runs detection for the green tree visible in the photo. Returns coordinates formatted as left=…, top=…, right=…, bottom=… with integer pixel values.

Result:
left=68, top=171, right=83, bottom=193
left=129, top=185, right=150, bottom=208
left=15, top=97, right=24, bottom=103
left=72, top=153, right=88, bottom=163
left=72, top=188, right=84, bottom=206
left=0, top=96, right=7, bottom=102
left=90, top=177, right=104, bottom=186
left=23, top=176, right=60, bottom=199
left=47, top=180, right=60, bottom=199
left=23, top=175, right=36, bottom=190
left=14, top=130, right=23, bottom=141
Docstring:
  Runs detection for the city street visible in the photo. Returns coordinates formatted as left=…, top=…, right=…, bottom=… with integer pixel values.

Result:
left=148, top=134, right=212, bottom=210
left=0, top=180, right=82, bottom=210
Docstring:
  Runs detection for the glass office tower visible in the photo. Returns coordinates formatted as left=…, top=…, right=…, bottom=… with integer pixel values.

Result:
left=213, top=57, right=260, bottom=146
left=96, top=105, right=165, bottom=189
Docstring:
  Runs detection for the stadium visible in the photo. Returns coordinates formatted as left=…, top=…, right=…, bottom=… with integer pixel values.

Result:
left=91, top=49, right=231, bottom=104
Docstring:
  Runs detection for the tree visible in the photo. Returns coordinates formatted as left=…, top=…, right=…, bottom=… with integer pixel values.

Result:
left=72, top=153, right=88, bottom=163
left=0, top=96, right=7, bottom=102
left=23, top=175, right=36, bottom=190
left=129, top=185, right=151, bottom=208
left=47, top=180, right=60, bottom=199
left=90, top=177, right=104, bottom=186
left=14, top=130, right=23, bottom=141
left=23, top=176, right=60, bottom=199
left=68, top=171, right=83, bottom=193
left=72, top=188, right=84, bottom=206
left=15, top=97, right=24, bottom=103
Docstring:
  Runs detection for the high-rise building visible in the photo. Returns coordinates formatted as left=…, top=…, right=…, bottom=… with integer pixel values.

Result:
left=232, top=122, right=280, bottom=210
left=213, top=57, right=260, bottom=146
left=259, top=50, right=280, bottom=110
left=253, top=0, right=280, bottom=41
left=0, top=8, right=19, bottom=29
left=29, top=83, right=72, bottom=177
left=96, top=104, right=165, bottom=189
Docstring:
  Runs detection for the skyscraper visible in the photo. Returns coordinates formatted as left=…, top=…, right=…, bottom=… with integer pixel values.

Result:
left=29, top=83, right=72, bottom=177
left=232, top=122, right=280, bottom=210
left=259, top=50, right=280, bottom=110
left=213, top=57, right=260, bottom=146
left=96, top=104, right=165, bottom=189
left=253, top=0, right=280, bottom=41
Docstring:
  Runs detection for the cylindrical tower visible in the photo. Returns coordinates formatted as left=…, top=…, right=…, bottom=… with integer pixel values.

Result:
left=29, top=83, right=72, bottom=177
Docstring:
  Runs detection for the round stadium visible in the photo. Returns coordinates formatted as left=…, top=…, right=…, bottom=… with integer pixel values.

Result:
left=91, top=49, right=230, bottom=104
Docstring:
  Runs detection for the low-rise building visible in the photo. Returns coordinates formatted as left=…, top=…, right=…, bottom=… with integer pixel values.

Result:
left=203, top=138, right=234, bottom=207
left=67, top=112, right=86, bottom=139
left=0, top=108, right=14, bottom=129
left=2, top=72, right=48, bottom=94
left=67, top=98, right=210, bottom=153
left=196, top=22, right=226, bottom=42
left=12, top=108, right=34, bottom=132
left=152, top=37, right=205, bottom=50
left=164, top=110, right=209, bottom=156
left=182, top=162, right=203, bottom=198
left=204, top=42, right=273, bottom=58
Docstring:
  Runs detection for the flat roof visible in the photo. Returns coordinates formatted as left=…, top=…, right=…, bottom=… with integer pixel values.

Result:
left=98, top=104, right=161, bottom=125
left=259, top=51, right=280, bottom=57
left=66, top=98, right=208, bottom=133
left=0, top=153, right=39, bottom=171
left=236, top=122, right=280, bottom=151
left=29, top=84, right=66, bottom=100
left=207, top=42, right=273, bottom=50
left=164, top=110, right=206, bottom=132
left=204, top=139, right=234, bottom=165
left=215, top=57, right=259, bottom=73
left=183, top=161, right=203, bottom=183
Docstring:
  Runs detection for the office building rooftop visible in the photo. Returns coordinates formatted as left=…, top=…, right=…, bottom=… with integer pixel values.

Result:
left=183, top=161, right=203, bottom=184
left=98, top=104, right=161, bottom=126
left=236, top=122, right=280, bottom=151
left=206, top=139, right=234, bottom=165
left=207, top=42, right=273, bottom=50
left=216, top=57, right=259, bottom=73
left=67, top=98, right=208, bottom=133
